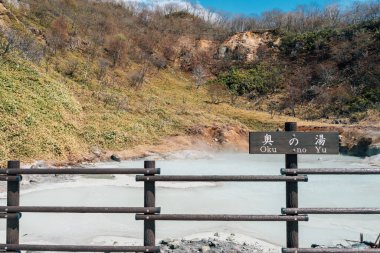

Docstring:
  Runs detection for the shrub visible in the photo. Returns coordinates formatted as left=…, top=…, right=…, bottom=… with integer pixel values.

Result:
left=206, top=81, right=231, bottom=104
left=280, top=29, right=337, bottom=57
left=107, top=34, right=128, bottom=67
left=214, top=64, right=282, bottom=99
left=96, top=59, right=109, bottom=80
left=128, top=67, right=147, bottom=89
left=193, top=65, right=206, bottom=89
left=0, top=27, right=44, bottom=62
left=151, top=55, right=167, bottom=70
left=47, top=16, right=69, bottom=53
left=63, top=59, right=79, bottom=77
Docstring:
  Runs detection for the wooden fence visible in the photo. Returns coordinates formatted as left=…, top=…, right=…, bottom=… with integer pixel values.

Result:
left=1, top=123, right=380, bottom=252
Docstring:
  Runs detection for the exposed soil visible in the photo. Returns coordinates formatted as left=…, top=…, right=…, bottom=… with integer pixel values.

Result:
left=219, top=31, right=280, bottom=61
left=51, top=124, right=249, bottom=167
left=44, top=123, right=380, bottom=168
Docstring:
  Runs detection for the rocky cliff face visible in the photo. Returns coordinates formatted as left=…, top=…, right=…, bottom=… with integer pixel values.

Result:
left=173, top=30, right=281, bottom=71
left=218, top=31, right=280, bottom=61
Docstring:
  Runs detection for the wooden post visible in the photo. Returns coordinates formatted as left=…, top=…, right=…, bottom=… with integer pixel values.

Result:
left=285, top=123, right=299, bottom=248
left=6, top=160, right=20, bottom=249
left=144, top=161, right=156, bottom=248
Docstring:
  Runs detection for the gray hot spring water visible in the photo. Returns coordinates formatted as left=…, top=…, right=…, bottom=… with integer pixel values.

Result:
left=0, top=152, right=378, bottom=248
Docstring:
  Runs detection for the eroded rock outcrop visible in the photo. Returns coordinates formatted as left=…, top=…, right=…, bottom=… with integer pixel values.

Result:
left=218, top=31, right=280, bottom=61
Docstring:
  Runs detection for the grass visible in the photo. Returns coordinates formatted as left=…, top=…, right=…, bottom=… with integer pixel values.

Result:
left=0, top=56, right=84, bottom=162
left=0, top=50, right=319, bottom=165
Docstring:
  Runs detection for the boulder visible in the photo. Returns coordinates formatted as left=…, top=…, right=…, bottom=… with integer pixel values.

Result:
left=169, top=240, right=180, bottom=249
left=159, top=239, right=173, bottom=245
left=208, top=240, right=216, bottom=247
left=349, top=137, right=372, bottom=157
left=110, top=154, right=121, bottom=162
left=201, top=245, right=210, bottom=252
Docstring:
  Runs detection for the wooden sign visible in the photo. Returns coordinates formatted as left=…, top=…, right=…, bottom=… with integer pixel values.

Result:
left=249, top=132, right=339, bottom=154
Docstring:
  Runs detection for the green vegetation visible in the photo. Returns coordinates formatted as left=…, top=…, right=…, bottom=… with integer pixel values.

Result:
left=280, top=29, right=337, bottom=56
left=211, top=19, right=380, bottom=119
left=0, top=55, right=83, bottom=161
left=278, top=23, right=380, bottom=117
left=0, top=51, right=283, bottom=163
left=213, top=64, right=282, bottom=98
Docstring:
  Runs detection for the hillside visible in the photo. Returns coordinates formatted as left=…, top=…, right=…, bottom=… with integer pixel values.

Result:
left=212, top=23, right=380, bottom=121
left=1, top=49, right=297, bottom=164
left=0, top=0, right=379, bottom=164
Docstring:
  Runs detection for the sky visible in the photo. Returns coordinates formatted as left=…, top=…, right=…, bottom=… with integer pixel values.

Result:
left=125, top=0, right=371, bottom=17
left=196, top=0, right=363, bottom=15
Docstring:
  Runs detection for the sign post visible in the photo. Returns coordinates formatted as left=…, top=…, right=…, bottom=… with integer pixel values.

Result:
left=249, top=122, right=339, bottom=248
left=285, top=122, right=298, bottom=249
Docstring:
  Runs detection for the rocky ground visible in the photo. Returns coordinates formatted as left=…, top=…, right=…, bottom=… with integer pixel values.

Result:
left=159, top=233, right=279, bottom=253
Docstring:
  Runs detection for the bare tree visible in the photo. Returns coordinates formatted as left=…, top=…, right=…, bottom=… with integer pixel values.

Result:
left=129, top=65, right=148, bottom=89
left=47, top=16, right=69, bottom=53
left=323, top=4, right=341, bottom=27
left=0, top=27, right=44, bottom=62
left=261, top=10, right=285, bottom=29
left=0, top=28, right=17, bottom=56
left=107, top=33, right=127, bottom=67
left=193, top=65, right=206, bottom=89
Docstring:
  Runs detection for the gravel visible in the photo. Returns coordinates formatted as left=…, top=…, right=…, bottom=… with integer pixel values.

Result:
left=159, top=233, right=278, bottom=253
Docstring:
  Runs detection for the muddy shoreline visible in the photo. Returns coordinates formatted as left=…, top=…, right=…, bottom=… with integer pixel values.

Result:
left=20, top=124, right=380, bottom=168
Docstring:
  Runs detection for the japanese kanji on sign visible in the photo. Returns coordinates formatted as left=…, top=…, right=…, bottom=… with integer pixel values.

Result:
left=249, top=132, right=340, bottom=154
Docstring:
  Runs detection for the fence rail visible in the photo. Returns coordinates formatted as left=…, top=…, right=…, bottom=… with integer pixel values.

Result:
left=0, top=206, right=161, bottom=214
left=136, top=175, right=308, bottom=182
left=282, top=208, right=380, bottom=215
left=0, top=176, right=21, bottom=182
left=135, top=214, right=309, bottom=221
left=0, top=168, right=160, bottom=175
left=0, top=214, right=20, bottom=219
left=281, top=168, right=380, bottom=175
left=0, top=244, right=160, bottom=252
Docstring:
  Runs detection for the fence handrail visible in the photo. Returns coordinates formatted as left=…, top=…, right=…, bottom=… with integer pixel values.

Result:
left=0, top=168, right=160, bottom=175
left=282, top=208, right=380, bottom=215
left=281, top=168, right=380, bottom=175
left=136, top=175, right=308, bottom=182
left=135, top=214, right=309, bottom=221
left=0, top=206, right=161, bottom=214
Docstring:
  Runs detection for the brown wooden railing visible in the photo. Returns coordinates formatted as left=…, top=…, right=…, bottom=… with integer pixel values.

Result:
left=1, top=133, right=380, bottom=252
